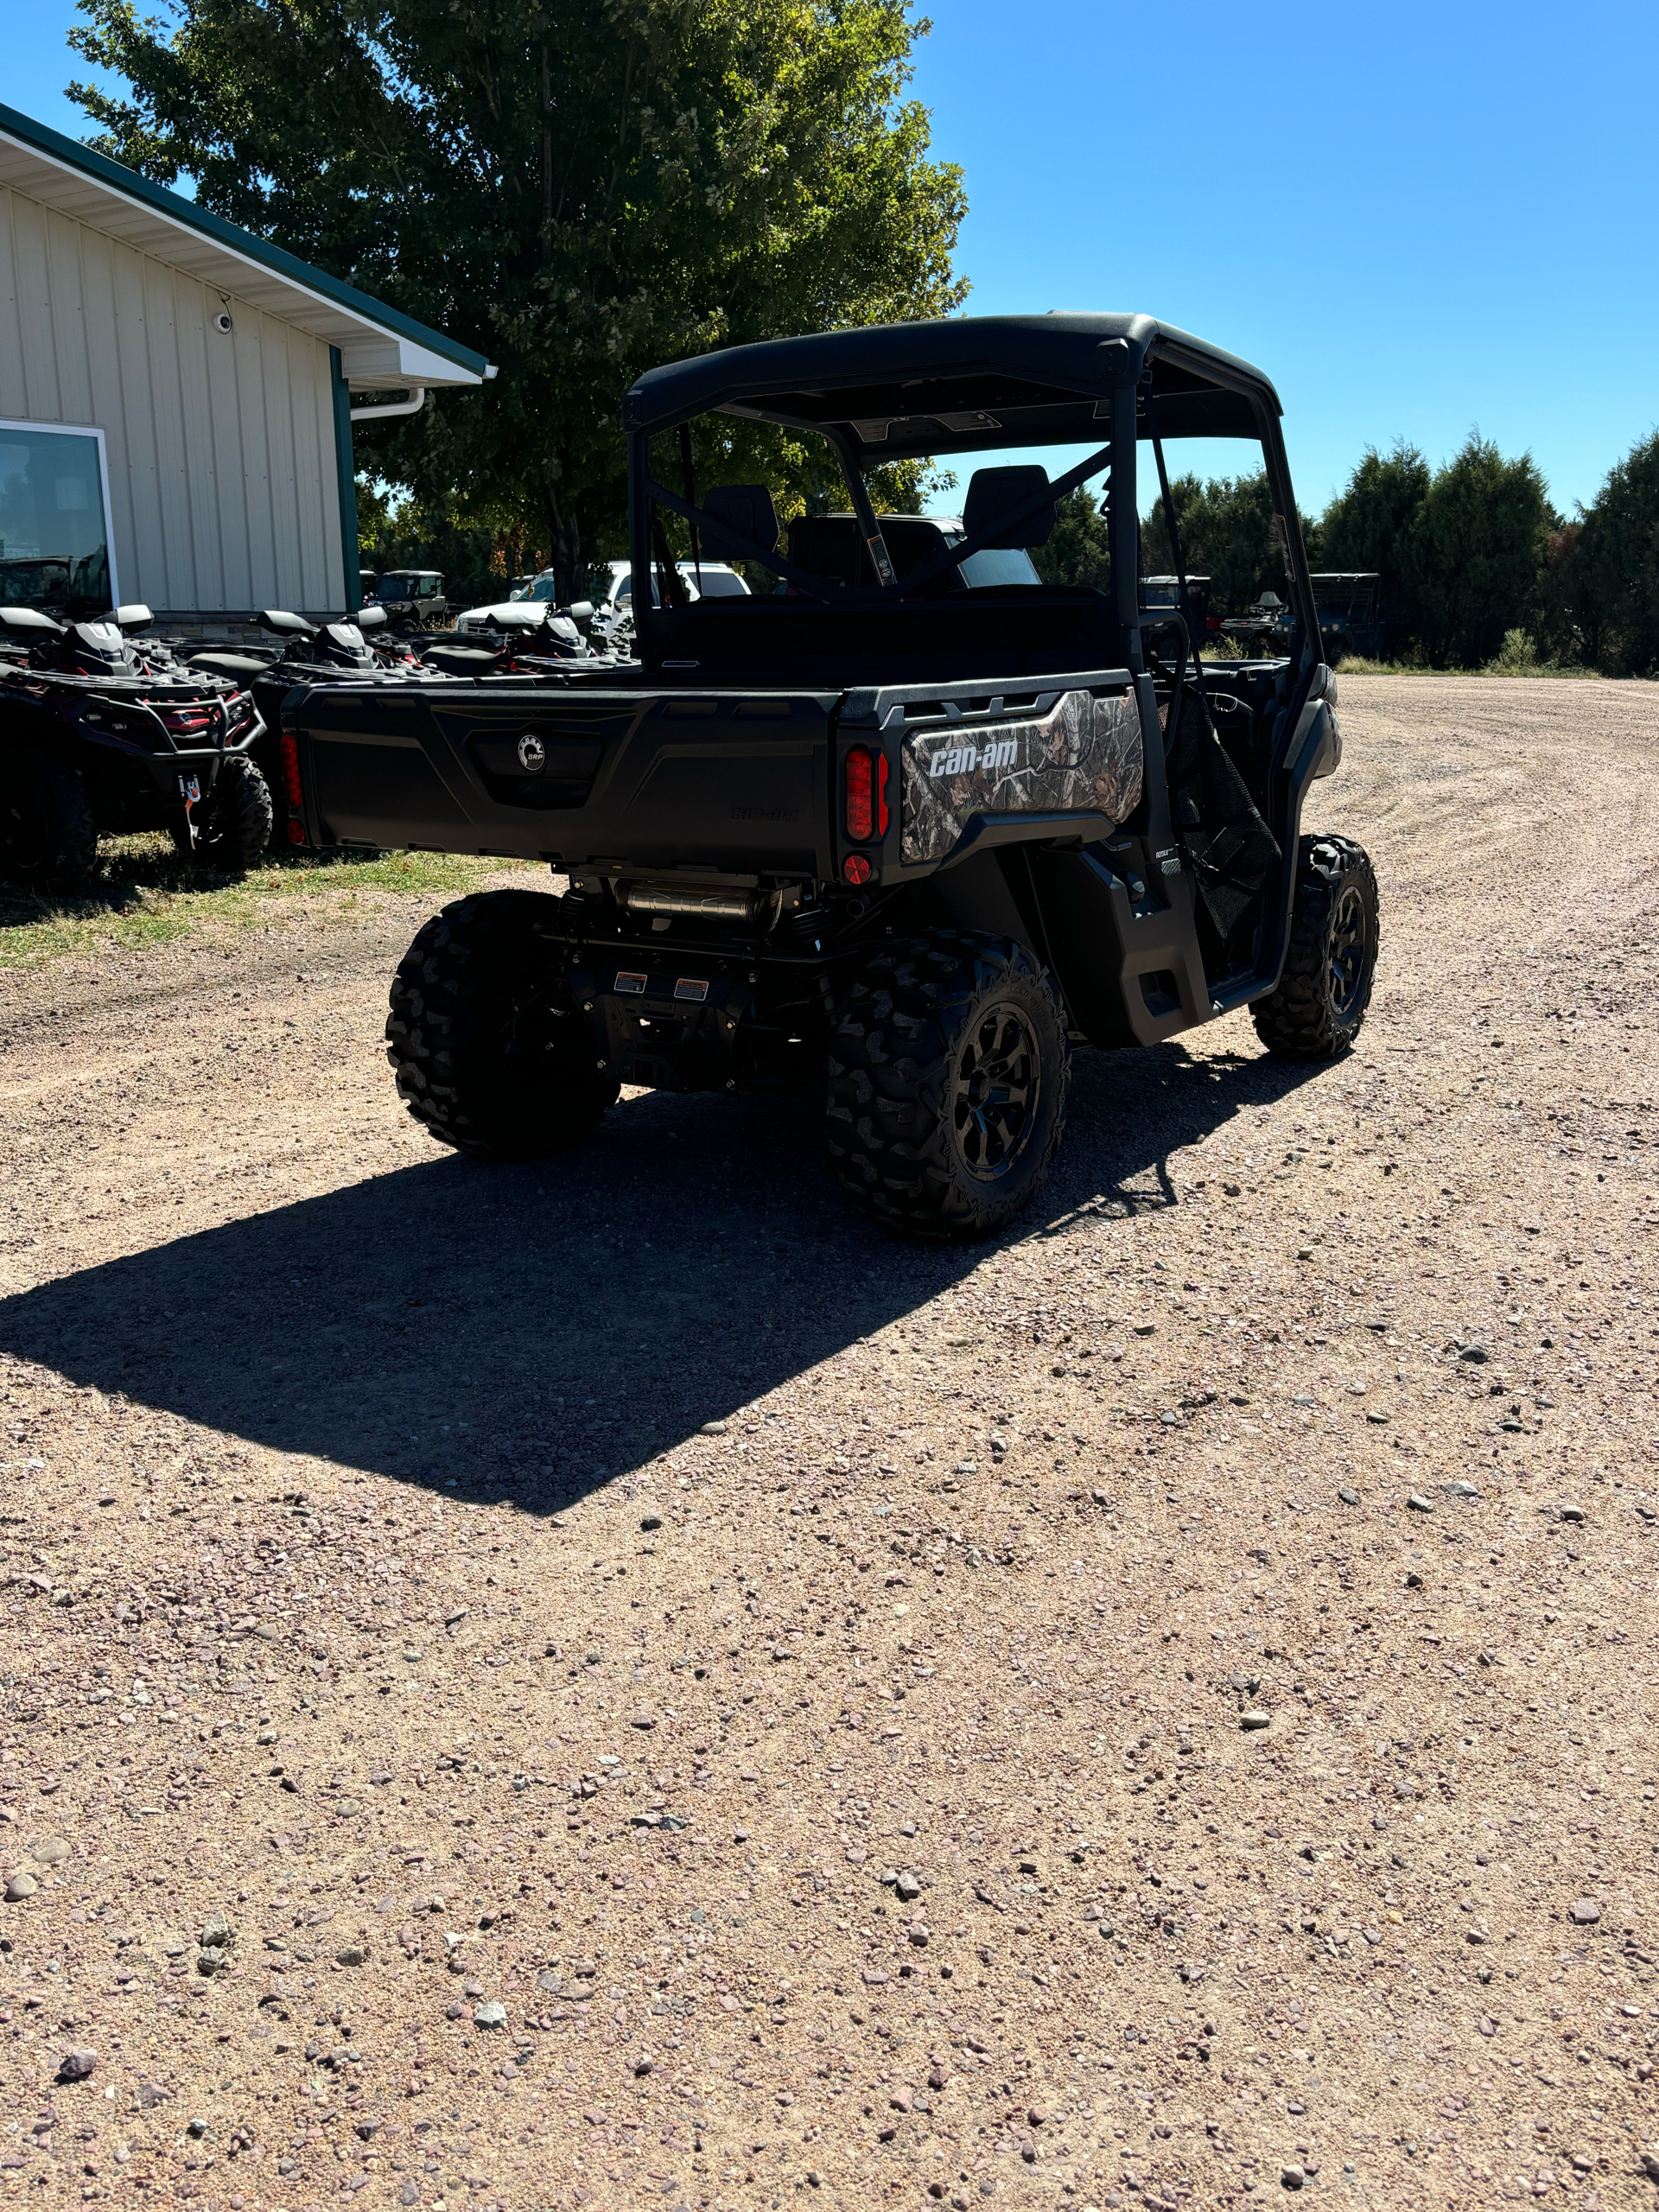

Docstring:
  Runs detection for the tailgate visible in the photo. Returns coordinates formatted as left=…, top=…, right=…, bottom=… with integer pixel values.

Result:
left=288, top=681, right=837, bottom=871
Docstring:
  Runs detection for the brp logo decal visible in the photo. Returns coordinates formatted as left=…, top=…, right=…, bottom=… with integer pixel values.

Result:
left=517, top=732, right=547, bottom=773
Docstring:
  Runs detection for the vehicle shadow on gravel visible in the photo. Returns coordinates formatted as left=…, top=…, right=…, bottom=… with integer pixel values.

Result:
left=0, top=1040, right=1321, bottom=1509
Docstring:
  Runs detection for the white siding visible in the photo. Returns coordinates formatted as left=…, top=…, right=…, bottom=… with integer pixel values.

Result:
left=0, top=180, right=345, bottom=613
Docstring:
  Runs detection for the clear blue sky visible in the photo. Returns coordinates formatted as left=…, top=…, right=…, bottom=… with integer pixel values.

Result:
left=10, top=0, right=1657, bottom=516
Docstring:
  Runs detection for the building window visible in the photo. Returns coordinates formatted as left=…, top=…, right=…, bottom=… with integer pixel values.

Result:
left=0, top=420, right=118, bottom=615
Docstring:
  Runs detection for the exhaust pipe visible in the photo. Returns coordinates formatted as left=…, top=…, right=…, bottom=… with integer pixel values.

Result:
left=621, top=884, right=766, bottom=922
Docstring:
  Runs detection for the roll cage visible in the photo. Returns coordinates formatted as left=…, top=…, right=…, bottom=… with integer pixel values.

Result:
left=624, top=311, right=1324, bottom=674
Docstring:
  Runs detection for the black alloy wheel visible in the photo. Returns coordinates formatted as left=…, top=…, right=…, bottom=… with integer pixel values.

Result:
left=1251, top=834, right=1380, bottom=1059
left=828, top=929, right=1070, bottom=1238
left=951, top=1001, right=1040, bottom=1180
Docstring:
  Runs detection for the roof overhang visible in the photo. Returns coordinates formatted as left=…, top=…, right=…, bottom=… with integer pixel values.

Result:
left=0, top=100, right=493, bottom=391
left=626, top=312, right=1279, bottom=459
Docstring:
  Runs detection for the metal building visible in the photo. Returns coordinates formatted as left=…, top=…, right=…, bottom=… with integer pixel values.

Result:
left=0, top=99, right=491, bottom=628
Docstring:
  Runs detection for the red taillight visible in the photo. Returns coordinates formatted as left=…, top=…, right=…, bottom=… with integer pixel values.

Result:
left=845, top=748, right=887, bottom=842
left=842, top=854, right=872, bottom=887
left=845, top=747, right=874, bottom=841
left=279, top=730, right=304, bottom=808
left=288, top=819, right=307, bottom=846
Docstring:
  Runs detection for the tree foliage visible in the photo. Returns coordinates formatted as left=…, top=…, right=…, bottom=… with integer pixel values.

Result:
left=1140, top=472, right=1319, bottom=617
left=1570, top=430, right=1659, bottom=675
left=1319, top=441, right=1429, bottom=657
left=1317, top=433, right=1555, bottom=666
left=1031, top=485, right=1109, bottom=592
left=71, top=0, right=968, bottom=592
left=1408, top=435, right=1554, bottom=667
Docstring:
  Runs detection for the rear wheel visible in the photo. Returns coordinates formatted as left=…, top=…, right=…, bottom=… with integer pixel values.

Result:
left=385, top=889, right=618, bottom=1159
left=0, top=752, right=98, bottom=888
left=186, top=754, right=274, bottom=871
left=827, top=930, right=1071, bottom=1238
left=1251, top=833, right=1379, bottom=1058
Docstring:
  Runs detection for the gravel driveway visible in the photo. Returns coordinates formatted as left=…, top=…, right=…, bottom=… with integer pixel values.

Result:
left=0, top=673, right=1654, bottom=2209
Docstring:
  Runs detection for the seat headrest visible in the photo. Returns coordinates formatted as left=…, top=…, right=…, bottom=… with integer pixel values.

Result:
left=963, top=465, right=1055, bottom=550
left=700, top=484, right=779, bottom=562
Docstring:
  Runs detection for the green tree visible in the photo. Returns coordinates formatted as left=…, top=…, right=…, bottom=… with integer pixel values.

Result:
left=1032, top=484, right=1110, bottom=591
left=1573, top=429, right=1659, bottom=674
left=1140, top=471, right=1300, bottom=618
left=1408, top=433, right=1555, bottom=667
left=1319, top=441, right=1429, bottom=657
left=71, top=0, right=968, bottom=597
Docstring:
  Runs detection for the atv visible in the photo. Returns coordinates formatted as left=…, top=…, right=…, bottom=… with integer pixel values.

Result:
left=283, top=312, right=1378, bottom=1238
left=184, top=605, right=442, bottom=853
left=0, top=603, right=270, bottom=885
left=422, top=600, right=628, bottom=679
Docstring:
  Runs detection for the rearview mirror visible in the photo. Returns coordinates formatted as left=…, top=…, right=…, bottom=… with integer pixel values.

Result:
left=258, top=608, right=315, bottom=636
left=0, top=606, right=65, bottom=633
left=356, top=602, right=388, bottom=630
left=566, top=600, right=594, bottom=621
left=113, top=602, right=154, bottom=630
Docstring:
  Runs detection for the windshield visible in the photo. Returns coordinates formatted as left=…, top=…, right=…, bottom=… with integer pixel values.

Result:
left=683, top=566, right=748, bottom=598
left=957, top=546, right=1041, bottom=588
left=0, top=556, right=72, bottom=607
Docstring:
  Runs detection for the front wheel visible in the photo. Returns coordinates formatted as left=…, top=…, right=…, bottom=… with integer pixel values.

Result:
left=386, top=889, right=619, bottom=1159
left=1251, top=833, right=1379, bottom=1058
left=827, top=930, right=1071, bottom=1238
left=187, top=754, right=274, bottom=871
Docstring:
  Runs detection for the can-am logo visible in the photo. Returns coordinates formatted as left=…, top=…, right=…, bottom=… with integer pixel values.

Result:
left=926, top=735, right=1021, bottom=779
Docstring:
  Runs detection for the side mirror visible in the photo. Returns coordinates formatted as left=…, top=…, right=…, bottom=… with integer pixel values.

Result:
left=566, top=600, right=594, bottom=621
left=0, top=606, right=65, bottom=633
left=259, top=608, right=315, bottom=637
left=356, top=602, right=388, bottom=630
left=113, top=602, right=154, bottom=630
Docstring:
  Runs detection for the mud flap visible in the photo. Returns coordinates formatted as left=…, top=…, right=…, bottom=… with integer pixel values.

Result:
left=1021, top=842, right=1210, bottom=1049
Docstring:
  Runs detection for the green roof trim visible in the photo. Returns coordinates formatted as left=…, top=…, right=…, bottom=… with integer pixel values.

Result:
left=0, top=98, right=489, bottom=379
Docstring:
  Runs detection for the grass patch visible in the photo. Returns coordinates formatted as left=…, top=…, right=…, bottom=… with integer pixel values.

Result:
left=1332, top=647, right=1603, bottom=679
left=0, top=837, right=528, bottom=971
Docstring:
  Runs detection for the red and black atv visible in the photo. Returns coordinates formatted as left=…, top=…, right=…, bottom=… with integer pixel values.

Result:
left=0, top=603, right=270, bottom=887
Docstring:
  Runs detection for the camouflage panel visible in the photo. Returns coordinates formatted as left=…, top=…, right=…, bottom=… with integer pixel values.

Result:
left=899, top=689, right=1143, bottom=867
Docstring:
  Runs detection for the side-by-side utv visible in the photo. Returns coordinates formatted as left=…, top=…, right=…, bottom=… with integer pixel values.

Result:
left=283, top=314, right=1379, bottom=1237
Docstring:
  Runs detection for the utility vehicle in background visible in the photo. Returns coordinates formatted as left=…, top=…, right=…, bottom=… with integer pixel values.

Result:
left=283, top=312, right=1378, bottom=1237
left=1310, top=573, right=1387, bottom=664
left=366, top=570, right=448, bottom=629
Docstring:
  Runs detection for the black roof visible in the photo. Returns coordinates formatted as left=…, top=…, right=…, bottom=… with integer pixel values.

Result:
left=626, top=313, right=1280, bottom=461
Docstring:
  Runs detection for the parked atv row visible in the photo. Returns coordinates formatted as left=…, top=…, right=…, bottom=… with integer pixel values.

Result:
left=0, top=594, right=622, bottom=884
left=0, top=603, right=269, bottom=886
left=187, top=601, right=628, bottom=852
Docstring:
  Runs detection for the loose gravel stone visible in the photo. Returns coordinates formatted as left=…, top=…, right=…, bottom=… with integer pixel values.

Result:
left=0, top=677, right=1654, bottom=2212
left=1407, top=1492, right=1435, bottom=1513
